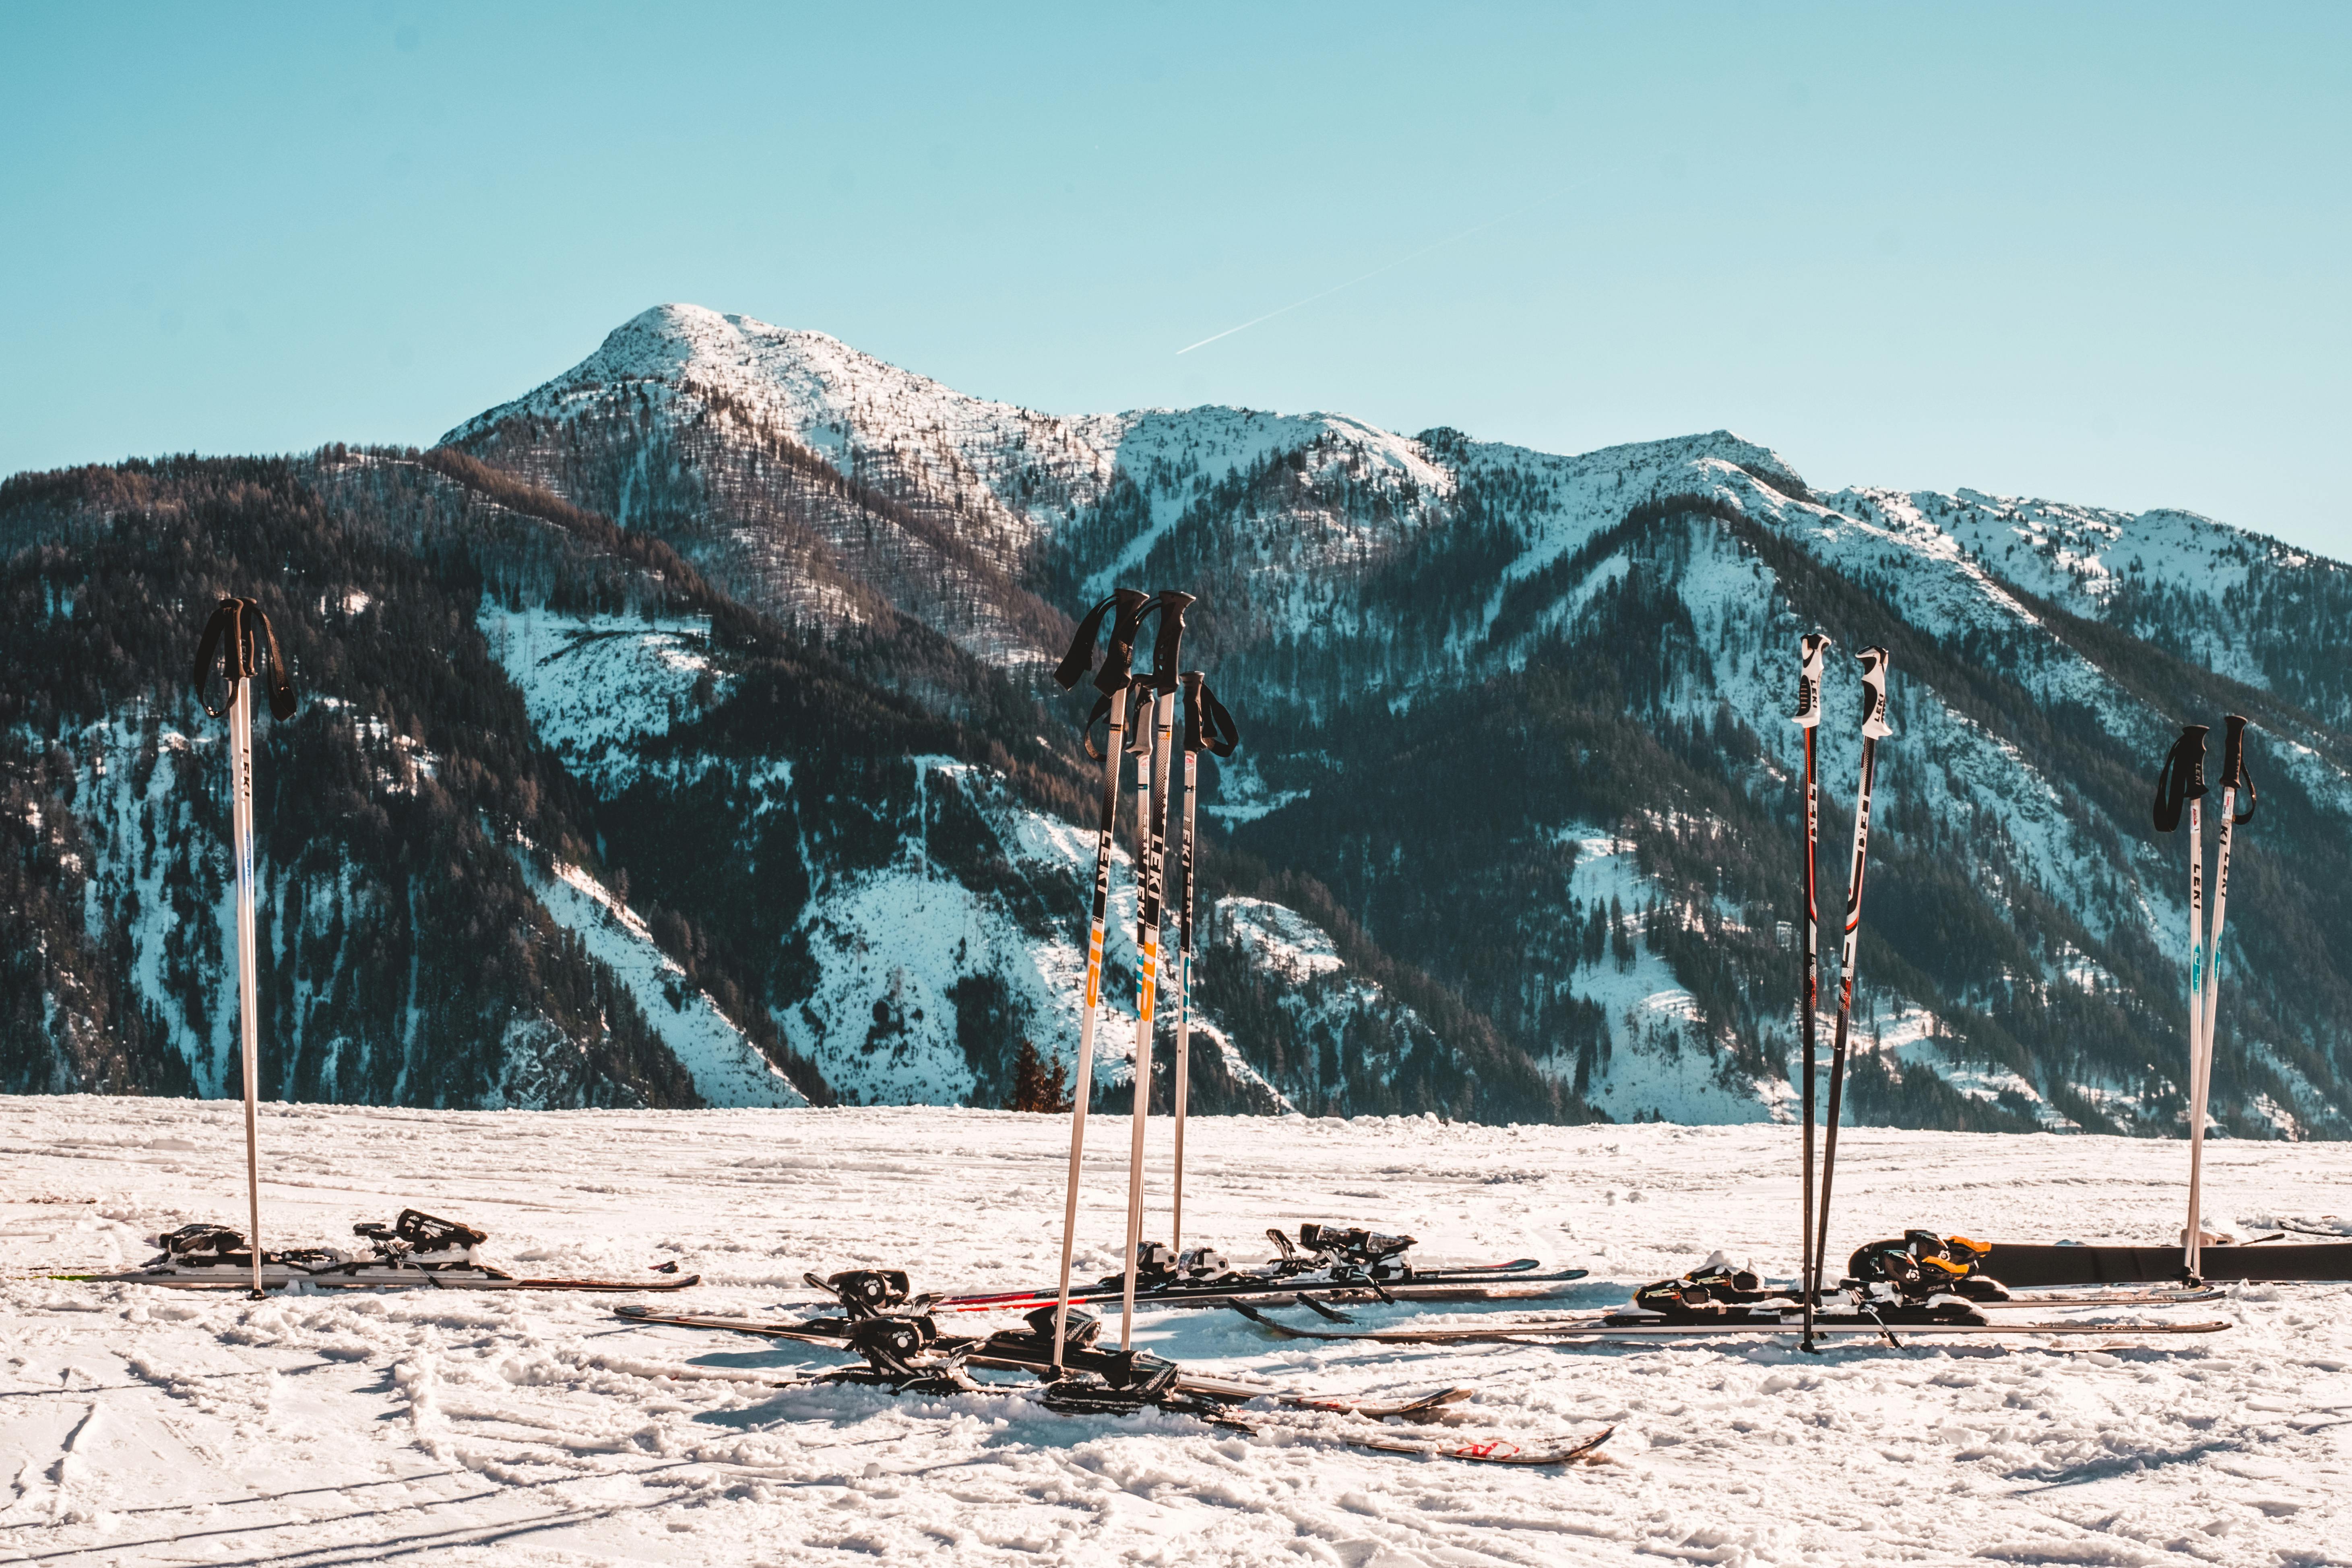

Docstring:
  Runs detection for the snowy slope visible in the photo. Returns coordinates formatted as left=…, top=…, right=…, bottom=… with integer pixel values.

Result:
left=5, top=1095, right=2347, bottom=1566
left=516, top=850, right=807, bottom=1109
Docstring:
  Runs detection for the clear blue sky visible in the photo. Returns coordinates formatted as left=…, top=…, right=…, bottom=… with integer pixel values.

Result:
left=5, top=4, right=2348, bottom=554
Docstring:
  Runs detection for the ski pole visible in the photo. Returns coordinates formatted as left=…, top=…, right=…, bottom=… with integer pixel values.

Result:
left=192, top=596, right=297, bottom=1301
left=1170, top=671, right=1239, bottom=1259
left=1811, top=645, right=1892, bottom=1313
left=2151, top=723, right=2211, bottom=1281
left=2193, top=716, right=2256, bottom=1186
left=1792, top=632, right=1829, bottom=1352
left=1046, top=588, right=1151, bottom=1376
left=1119, top=590, right=1191, bottom=1350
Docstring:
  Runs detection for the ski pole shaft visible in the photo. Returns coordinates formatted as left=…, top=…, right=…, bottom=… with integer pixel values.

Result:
left=1171, top=742, right=1198, bottom=1256
left=1811, top=645, right=1892, bottom=1310
left=1052, top=685, right=1128, bottom=1374
left=191, top=595, right=297, bottom=1304
left=2152, top=721, right=2213, bottom=1282
left=1047, top=589, right=1150, bottom=1374
left=231, top=675, right=264, bottom=1300
left=2183, top=793, right=2208, bottom=1279
left=1792, top=632, right=1827, bottom=1349
left=1119, top=680, right=1177, bottom=1347
left=2189, top=714, right=2253, bottom=1282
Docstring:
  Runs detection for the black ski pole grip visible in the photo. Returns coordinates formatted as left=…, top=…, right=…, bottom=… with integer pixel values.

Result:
left=1053, top=588, right=1152, bottom=695
left=1123, top=673, right=1155, bottom=757
left=1148, top=590, right=1196, bottom=694
left=2218, top=714, right=2256, bottom=824
left=2151, top=724, right=2210, bottom=834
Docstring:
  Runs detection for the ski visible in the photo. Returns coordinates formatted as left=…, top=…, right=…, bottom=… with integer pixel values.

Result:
left=603, top=1311, right=1608, bottom=1467
left=588, top=1354, right=1476, bottom=1423
left=83, top=1266, right=702, bottom=1292
left=76, top=1209, right=698, bottom=1292
left=607, top=1353, right=1602, bottom=1467
left=1972, top=1240, right=2352, bottom=1287
left=1314, top=1428, right=1613, bottom=1467
left=1226, top=1312, right=2231, bottom=1344
left=938, top=1223, right=1582, bottom=1314
left=930, top=1259, right=1588, bottom=1316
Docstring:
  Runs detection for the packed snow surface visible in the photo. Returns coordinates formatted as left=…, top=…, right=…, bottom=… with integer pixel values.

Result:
left=5, top=1097, right=2348, bottom=1566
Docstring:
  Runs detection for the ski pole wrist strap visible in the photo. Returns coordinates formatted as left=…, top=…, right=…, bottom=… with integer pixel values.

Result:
left=1181, top=673, right=1239, bottom=758
left=192, top=595, right=298, bottom=721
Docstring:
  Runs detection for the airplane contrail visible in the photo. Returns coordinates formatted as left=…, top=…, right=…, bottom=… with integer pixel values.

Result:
left=1175, top=188, right=1571, bottom=355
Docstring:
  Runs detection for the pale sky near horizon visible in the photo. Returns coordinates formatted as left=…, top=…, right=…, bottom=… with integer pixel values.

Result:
left=4, top=4, right=2348, bottom=555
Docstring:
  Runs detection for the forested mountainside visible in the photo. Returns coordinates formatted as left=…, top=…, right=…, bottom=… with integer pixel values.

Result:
left=7, top=302, right=2350, bottom=1134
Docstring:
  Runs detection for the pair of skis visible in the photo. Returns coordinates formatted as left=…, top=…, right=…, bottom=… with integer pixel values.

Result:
left=611, top=1297, right=1613, bottom=1466
left=1049, top=589, right=1239, bottom=1372
left=76, top=1208, right=698, bottom=1292
left=1226, top=1306, right=2231, bottom=1346
left=2152, top=716, right=2258, bottom=1280
left=1790, top=636, right=1894, bottom=1353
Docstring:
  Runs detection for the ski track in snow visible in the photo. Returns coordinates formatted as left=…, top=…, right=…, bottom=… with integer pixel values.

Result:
left=4, top=1097, right=2348, bottom=1566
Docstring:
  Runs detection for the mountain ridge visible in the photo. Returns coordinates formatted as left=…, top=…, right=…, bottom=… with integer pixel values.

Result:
left=6, top=302, right=2350, bottom=1139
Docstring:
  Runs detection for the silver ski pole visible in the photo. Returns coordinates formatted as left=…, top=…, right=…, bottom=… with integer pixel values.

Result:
left=1810, top=645, right=1892, bottom=1311
left=1047, top=590, right=1150, bottom=1376
left=1119, top=592, right=1190, bottom=1349
left=2151, top=724, right=2211, bottom=1281
left=1792, top=632, right=1828, bottom=1353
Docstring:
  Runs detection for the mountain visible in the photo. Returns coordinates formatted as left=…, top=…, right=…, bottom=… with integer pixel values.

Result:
left=5, top=302, right=2349, bottom=1138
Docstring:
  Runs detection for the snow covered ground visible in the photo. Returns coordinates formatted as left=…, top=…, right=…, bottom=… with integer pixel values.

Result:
left=4, top=1097, right=2348, bottom=1567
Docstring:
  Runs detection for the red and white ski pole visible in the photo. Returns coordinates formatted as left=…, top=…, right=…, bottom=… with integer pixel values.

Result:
left=1810, top=645, right=1893, bottom=1313
left=1791, top=632, right=1828, bottom=1352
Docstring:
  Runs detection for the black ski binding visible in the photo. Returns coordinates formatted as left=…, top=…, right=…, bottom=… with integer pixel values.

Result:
left=820, top=1314, right=974, bottom=1395
left=155, top=1223, right=337, bottom=1273
left=1295, top=1223, right=1416, bottom=1275
left=1629, top=1252, right=1776, bottom=1319
left=353, top=1210, right=488, bottom=1264
left=1846, top=1230, right=2011, bottom=1304
left=1038, top=1349, right=1200, bottom=1417
left=804, top=1268, right=942, bottom=1320
left=161, top=1222, right=248, bottom=1261
left=985, top=1304, right=1107, bottom=1358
